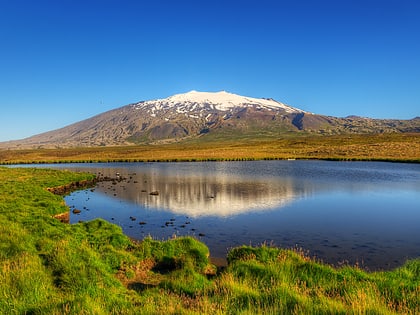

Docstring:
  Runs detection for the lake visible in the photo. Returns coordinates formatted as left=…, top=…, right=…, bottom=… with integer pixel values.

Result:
left=41, top=160, right=420, bottom=270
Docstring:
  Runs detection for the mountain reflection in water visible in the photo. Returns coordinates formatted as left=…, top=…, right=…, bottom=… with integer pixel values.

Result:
left=94, top=170, right=314, bottom=217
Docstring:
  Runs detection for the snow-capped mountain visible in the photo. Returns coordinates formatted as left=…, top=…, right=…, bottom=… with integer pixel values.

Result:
left=128, top=90, right=303, bottom=126
left=140, top=90, right=303, bottom=114
left=1, top=91, right=419, bottom=148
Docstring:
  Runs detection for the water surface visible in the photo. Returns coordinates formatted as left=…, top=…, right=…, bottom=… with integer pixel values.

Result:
left=44, top=161, right=420, bottom=270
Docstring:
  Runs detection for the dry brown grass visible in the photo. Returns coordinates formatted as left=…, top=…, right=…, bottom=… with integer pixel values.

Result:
left=1, top=133, right=419, bottom=164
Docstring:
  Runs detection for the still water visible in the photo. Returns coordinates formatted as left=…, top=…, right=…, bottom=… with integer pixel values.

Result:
left=51, top=160, right=419, bottom=270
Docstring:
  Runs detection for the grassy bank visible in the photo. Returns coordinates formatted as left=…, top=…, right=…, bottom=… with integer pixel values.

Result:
left=1, top=167, right=419, bottom=314
left=1, top=133, right=420, bottom=164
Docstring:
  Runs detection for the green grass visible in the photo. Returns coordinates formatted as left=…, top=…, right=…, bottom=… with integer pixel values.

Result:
left=0, top=167, right=419, bottom=314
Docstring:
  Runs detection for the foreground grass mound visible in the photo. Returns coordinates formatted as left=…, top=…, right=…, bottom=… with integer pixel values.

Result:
left=0, top=167, right=129, bottom=313
left=223, top=246, right=420, bottom=314
left=1, top=167, right=419, bottom=314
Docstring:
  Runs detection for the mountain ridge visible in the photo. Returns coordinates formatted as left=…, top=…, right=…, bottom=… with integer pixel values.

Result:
left=1, top=91, right=419, bottom=149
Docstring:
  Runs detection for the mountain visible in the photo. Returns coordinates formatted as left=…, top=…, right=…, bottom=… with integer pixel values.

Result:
left=1, top=90, right=419, bottom=149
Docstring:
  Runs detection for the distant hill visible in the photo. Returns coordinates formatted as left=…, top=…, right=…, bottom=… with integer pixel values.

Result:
left=1, top=90, right=419, bottom=149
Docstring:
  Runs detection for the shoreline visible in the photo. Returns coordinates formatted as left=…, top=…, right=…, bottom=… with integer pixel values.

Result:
left=3, top=156, right=420, bottom=165
left=46, top=160, right=420, bottom=272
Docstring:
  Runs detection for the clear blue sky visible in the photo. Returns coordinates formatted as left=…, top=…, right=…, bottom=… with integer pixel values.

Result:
left=1, top=0, right=419, bottom=141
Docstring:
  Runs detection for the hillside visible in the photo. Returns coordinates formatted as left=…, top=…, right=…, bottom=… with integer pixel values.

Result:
left=1, top=91, right=419, bottom=149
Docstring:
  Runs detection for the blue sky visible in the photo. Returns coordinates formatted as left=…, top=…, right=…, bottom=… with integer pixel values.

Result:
left=1, top=0, right=419, bottom=141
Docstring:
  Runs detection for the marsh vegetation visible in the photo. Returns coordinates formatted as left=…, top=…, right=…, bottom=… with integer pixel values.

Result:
left=1, top=133, right=419, bottom=164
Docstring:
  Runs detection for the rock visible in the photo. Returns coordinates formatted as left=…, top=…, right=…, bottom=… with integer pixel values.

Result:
left=53, top=212, right=69, bottom=223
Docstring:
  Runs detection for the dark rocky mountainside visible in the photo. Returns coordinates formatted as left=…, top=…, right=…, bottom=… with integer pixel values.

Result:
left=1, top=91, right=419, bottom=149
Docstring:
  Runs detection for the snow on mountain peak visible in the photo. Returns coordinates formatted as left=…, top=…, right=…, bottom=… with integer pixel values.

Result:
left=135, top=90, right=304, bottom=116
left=160, top=90, right=302, bottom=113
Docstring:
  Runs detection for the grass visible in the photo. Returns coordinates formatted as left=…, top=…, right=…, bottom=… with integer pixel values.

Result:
left=1, top=133, right=420, bottom=164
left=0, top=167, right=419, bottom=314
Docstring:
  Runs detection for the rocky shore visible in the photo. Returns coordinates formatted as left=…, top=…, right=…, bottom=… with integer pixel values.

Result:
left=46, top=178, right=98, bottom=195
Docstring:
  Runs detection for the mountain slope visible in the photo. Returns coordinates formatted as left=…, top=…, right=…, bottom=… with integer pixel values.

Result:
left=1, top=91, right=419, bottom=149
